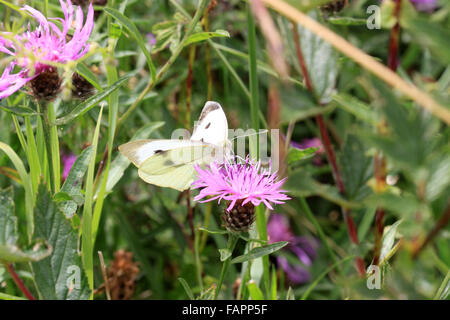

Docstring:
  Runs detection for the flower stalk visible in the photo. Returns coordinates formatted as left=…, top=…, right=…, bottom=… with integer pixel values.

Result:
left=214, top=233, right=239, bottom=299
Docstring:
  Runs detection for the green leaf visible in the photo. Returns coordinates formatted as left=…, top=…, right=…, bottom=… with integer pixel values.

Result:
left=184, top=30, right=230, bottom=46
left=286, top=169, right=357, bottom=209
left=198, top=227, right=228, bottom=235
left=403, top=16, right=450, bottom=65
left=247, top=281, right=264, bottom=300
left=0, top=187, right=51, bottom=263
left=0, top=187, right=17, bottom=246
left=286, top=286, right=295, bottom=300
left=296, top=10, right=338, bottom=103
left=231, top=241, right=288, bottom=264
left=219, top=248, right=232, bottom=262
left=53, top=192, right=73, bottom=202
left=75, top=63, right=102, bottom=91
left=54, top=75, right=130, bottom=125
left=339, top=135, right=373, bottom=201
left=0, top=292, right=27, bottom=300
left=380, top=220, right=402, bottom=263
left=287, top=147, right=318, bottom=164
left=178, top=277, right=195, bottom=300
left=328, top=17, right=367, bottom=26
left=103, top=7, right=156, bottom=81
left=32, top=183, right=91, bottom=300
left=0, top=142, right=34, bottom=241
left=333, top=93, right=377, bottom=125
left=0, top=105, right=39, bottom=116
left=58, top=146, right=94, bottom=218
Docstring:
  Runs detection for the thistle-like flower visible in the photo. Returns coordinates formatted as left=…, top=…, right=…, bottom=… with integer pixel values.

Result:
left=193, top=156, right=290, bottom=231
left=0, top=0, right=94, bottom=100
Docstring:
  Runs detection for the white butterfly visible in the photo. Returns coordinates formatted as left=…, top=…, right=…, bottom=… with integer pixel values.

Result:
left=119, top=101, right=231, bottom=191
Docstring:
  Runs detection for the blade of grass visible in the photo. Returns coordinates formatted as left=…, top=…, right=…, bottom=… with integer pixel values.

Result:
left=0, top=142, right=34, bottom=241
left=301, top=255, right=354, bottom=300
left=118, top=0, right=209, bottom=125
left=81, top=106, right=103, bottom=298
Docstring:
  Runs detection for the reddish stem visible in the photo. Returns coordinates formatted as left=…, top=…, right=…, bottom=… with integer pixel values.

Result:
left=4, top=263, right=35, bottom=300
left=412, top=204, right=450, bottom=259
left=373, top=0, right=401, bottom=265
left=292, top=22, right=365, bottom=276
left=387, top=0, right=402, bottom=70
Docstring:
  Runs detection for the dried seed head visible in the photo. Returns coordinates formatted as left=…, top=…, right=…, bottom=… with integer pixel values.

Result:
left=106, top=249, right=140, bottom=300
left=28, top=67, right=62, bottom=101
left=222, top=200, right=255, bottom=232
left=71, top=73, right=95, bottom=100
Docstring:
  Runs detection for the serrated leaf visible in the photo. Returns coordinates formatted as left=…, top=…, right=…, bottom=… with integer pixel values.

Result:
left=103, top=8, right=156, bottom=81
left=296, top=10, right=338, bottom=103
left=184, top=30, right=230, bottom=46
left=231, top=241, right=288, bottom=264
left=58, top=146, right=93, bottom=218
left=0, top=187, right=51, bottom=263
left=339, top=135, right=373, bottom=201
left=54, top=75, right=130, bottom=125
left=333, top=93, right=377, bottom=125
left=0, top=187, right=17, bottom=246
left=32, top=184, right=90, bottom=300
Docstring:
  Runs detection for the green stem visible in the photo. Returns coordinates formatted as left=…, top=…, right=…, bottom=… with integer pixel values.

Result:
left=41, top=103, right=55, bottom=194
left=299, top=197, right=343, bottom=275
left=214, top=233, right=239, bottom=299
left=194, top=227, right=204, bottom=292
left=118, top=0, right=209, bottom=126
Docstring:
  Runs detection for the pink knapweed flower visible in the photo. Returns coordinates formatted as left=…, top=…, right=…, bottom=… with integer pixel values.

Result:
left=193, top=156, right=290, bottom=212
left=0, top=0, right=94, bottom=100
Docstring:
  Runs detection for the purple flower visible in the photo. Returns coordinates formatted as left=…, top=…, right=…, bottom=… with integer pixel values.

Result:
left=410, top=0, right=438, bottom=12
left=193, top=156, right=290, bottom=211
left=290, top=137, right=325, bottom=166
left=61, top=151, right=77, bottom=180
left=146, top=33, right=156, bottom=47
left=267, top=214, right=319, bottom=285
left=0, top=0, right=94, bottom=99
left=290, top=137, right=324, bottom=154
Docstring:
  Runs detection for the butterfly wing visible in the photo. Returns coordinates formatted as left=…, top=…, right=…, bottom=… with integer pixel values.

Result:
left=118, top=101, right=230, bottom=191
left=191, top=101, right=229, bottom=146
left=138, top=144, right=214, bottom=191
left=118, top=139, right=204, bottom=167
